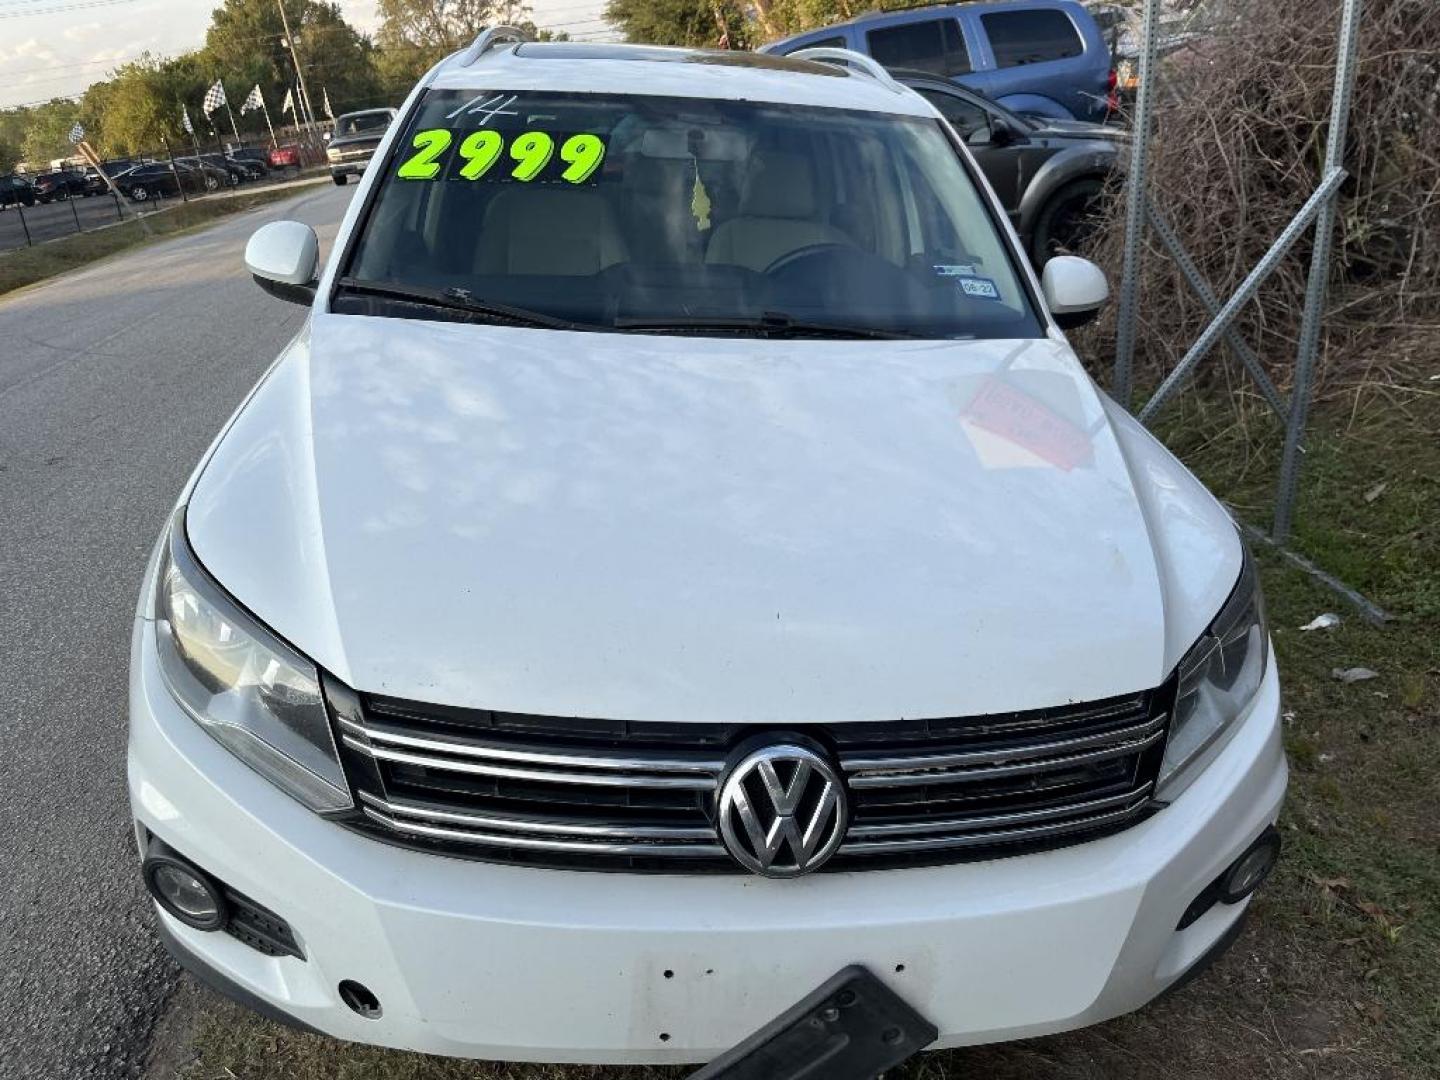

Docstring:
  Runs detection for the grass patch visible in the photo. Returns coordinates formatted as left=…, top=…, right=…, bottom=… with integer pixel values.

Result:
left=0, top=184, right=321, bottom=298
left=162, top=389, right=1440, bottom=1080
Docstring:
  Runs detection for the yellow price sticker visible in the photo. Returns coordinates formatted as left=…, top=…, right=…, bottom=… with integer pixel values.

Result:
left=397, top=129, right=607, bottom=185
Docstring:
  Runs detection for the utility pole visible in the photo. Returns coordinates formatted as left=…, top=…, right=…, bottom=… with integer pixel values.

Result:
left=275, top=0, right=318, bottom=133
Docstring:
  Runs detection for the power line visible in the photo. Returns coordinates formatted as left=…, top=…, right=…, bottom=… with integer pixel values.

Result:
left=0, top=0, right=141, bottom=18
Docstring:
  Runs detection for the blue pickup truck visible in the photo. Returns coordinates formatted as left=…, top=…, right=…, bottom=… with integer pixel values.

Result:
left=760, top=0, right=1115, bottom=122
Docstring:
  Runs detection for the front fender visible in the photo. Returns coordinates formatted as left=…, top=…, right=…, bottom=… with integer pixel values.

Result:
left=1016, top=145, right=1117, bottom=234
left=994, top=93, right=1073, bottom=120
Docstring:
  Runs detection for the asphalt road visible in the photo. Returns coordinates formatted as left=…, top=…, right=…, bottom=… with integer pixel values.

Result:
left=0, top=183, right=354, bottom=1080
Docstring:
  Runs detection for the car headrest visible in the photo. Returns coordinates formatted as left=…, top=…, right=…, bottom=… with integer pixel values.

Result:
left=739, top=151, right=818, bottom=220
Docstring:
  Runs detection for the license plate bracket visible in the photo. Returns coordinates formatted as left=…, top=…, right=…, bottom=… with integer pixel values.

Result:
left=687, top=964, right=938, bottom=1080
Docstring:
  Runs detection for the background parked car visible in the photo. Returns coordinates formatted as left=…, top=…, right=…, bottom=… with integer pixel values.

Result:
left=111, top=162, right=215, bottom=202
left=0, top=174, right=36, bottom=208
left=267, top=144, right=301, bottom=169
left=325, top=107, right=397, bottom=184
left=897, top=70, right=1123, bottom=264
left=227, top=148, right=273, bottom=176
left=179, top=155, right=242, bottom=186
left=31, top=170, right=93, bottom=202
left=762, top=0, right=1116, bottom=122
left=220, top=153, right=268, bottom=180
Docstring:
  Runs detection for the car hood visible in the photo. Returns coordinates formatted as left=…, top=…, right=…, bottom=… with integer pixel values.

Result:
left=1027, top=118, right=1128, bottom=142
left=187, top=314, right=1239, bottom=724
left=328, top=133, right=385, bottom=151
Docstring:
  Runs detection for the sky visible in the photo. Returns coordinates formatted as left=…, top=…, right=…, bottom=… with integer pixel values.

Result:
left=0, top=0, right=613, bottom=109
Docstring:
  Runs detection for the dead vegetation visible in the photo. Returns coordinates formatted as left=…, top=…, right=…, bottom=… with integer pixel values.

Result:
left=1080, top=0, right=1440, bottom=411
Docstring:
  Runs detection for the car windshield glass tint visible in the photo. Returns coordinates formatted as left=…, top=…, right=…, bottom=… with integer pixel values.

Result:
left=343, top=90, right=1040, bottom=339
left=338, top=113, right=390, bottom=136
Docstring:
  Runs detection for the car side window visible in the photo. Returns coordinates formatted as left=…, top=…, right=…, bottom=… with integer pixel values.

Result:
left=916, top=88, right=989, bottom=137
left=867, top=18, right=971, bottom=77
left=982, top=10, right=1084, bottom=68
left=790, top=35, right=846, bottom=52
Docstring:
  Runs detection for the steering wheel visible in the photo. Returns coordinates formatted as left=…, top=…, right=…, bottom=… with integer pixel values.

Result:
left=763, top=242, right=855, bottom=276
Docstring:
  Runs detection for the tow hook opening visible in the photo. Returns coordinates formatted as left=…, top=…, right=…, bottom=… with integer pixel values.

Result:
left=339, top=980, right=383, bottom=1020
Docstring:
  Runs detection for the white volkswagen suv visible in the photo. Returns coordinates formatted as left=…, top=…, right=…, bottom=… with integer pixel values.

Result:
left=128, top=33, right=1286, bottom=1073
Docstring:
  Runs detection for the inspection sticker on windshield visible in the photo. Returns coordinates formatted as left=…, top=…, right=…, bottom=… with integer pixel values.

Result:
left=396, top=129, right=607, bottom=184
left=932, top=264, right=979, bottom=277
left=957, top=275, right=1001, bottom=301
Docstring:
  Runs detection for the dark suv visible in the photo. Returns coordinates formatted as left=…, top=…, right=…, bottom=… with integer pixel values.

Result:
left=0, top=174, right=37, bottom=209
left=896, top=71, right=1123, bottom=264
left=31, top=170, right=92, bottom=202
left=325, top=108, right=396, bottom=185
left=763, top=1, right=1115, bottom=122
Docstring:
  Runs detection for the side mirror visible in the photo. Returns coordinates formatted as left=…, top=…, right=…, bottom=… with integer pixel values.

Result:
left=1041, top=255, right=1109, bottom=330
left=989, top=117, right=1020, bottom=147
left=245, top=220, right=319, bottom=305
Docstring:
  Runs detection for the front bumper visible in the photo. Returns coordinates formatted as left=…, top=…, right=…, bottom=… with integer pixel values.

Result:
left=327, top=155, right=371, bottom=178
left=128, top=617, right=1286, bottom=1064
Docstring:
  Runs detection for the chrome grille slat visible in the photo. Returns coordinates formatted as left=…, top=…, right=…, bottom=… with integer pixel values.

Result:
left=839, top=798, right=1154, bottom=856
left=844, top=727, right=1166, bottom=789
left=841, top=716, right=1167, bottom=774
left=358, top=791, right=717, bottom=840
left=340, top=717, right=722, bottom=774
left=342, top=736, right=719, bottom=791
left=362, top=807, right=727, bottom=857
left=846, top=784, right=1152, bottom=838
left=334, top=686, right=1168, bottom=871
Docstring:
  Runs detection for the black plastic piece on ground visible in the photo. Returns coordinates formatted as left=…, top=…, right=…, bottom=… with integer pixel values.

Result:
left=688, top=965, right=937, bottom=1080
left=154, top=917, right=325, bottom=1037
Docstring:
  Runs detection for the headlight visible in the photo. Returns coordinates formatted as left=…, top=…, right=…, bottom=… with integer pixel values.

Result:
left=153, top=511, right=351, bottom=813
left=325, top=148, right=341, bottom=162
left=1157, top=547, right=1268, bottom=796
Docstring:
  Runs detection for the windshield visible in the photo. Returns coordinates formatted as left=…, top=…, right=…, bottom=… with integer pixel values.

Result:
left=337, top=112, right=392, bottom=137
left=341, top=89, right=1041, bottom=339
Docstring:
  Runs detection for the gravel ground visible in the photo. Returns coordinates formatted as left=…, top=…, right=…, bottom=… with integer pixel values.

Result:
left=0, top=182, right=353, bottom=1080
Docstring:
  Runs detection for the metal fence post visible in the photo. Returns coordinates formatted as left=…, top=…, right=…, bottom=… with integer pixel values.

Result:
left=1272, top=0, right=1364, bottom=543
left=17, top=203, right=33, bottom=247
left=1112, top=0, right=1162, bottom=409
left=69, top=193, right=83, bottom=234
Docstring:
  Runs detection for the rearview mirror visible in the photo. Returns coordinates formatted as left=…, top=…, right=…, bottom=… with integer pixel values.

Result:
left=1041, top=255, right=1109, bottom=330
left=245, top=220, right=319, bottom=305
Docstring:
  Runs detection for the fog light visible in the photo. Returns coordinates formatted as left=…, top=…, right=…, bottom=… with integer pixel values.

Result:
left=1219, top=828, right=1281, bottom=904
left=1176, top=826, right=1282, bottom=930
left=143, top=848, right=227, bottom=931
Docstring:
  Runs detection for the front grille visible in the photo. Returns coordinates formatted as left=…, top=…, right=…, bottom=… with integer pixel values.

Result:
left=327, top=678, right=1170, bottom=873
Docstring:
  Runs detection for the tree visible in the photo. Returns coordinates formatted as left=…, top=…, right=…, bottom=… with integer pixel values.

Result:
left=373, top=0, right=533, bottom=97
left=21, top=100, right=82, bottom=166
left=94, top=56, right=202, bottom=155
left=605, top=0, right=940, bottom=48
left=604, top=0, right=752, bottom=49
left=0, top=108, right=26, bottom=170
left=205, top=0, right=382, bottom=128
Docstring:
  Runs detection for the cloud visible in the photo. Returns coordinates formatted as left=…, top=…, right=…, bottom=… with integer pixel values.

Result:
left=63, top=21, right=102, bottom=41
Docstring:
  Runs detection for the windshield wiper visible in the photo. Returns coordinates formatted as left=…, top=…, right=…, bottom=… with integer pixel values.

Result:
left=612, top=311, right=919, bottom=340
left=335, top=277, right=590, bottom=332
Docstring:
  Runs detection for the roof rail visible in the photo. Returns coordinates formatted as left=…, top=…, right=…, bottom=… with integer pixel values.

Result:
left=788, top=47, right=907, bottom=93
left=458, top=25, right=532, bottom=67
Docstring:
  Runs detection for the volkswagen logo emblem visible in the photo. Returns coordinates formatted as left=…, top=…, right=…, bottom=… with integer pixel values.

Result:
left=717, top=743, right=848, bottom=878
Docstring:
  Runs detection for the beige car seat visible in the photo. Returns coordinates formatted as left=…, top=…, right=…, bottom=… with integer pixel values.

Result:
left=705, top=151, right=850, bottom=272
